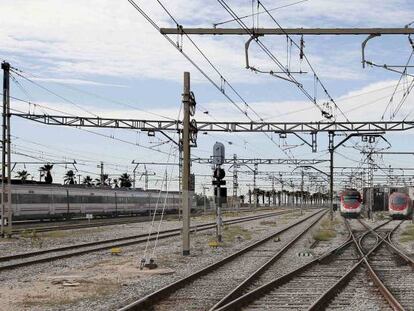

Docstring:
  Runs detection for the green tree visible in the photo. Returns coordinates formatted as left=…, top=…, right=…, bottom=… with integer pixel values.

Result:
left=119, top=173, right=132, bottom=188
left=64, top=170, right=76, bottom=185
left=15, top=170, right=30, bottom=182
left=39, top=164, right=53, bottom=184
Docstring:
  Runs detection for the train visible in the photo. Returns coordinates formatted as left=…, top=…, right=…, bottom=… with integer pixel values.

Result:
left=4, top=184, right=181, bottom=221
left=340, top=188, right=363, bottom=218
left=388, top=191, right=413, bottom=219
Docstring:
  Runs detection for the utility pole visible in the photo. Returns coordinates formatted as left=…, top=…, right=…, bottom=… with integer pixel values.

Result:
left=280, top=173, right=284, bottom=206
left=177, top=143, right=183, bottom=220
left=98, top=161, right=104, bottom=188
left=271, top=175, right=275, bottom=206
left=301, top=170, right=304, bottom=215
left=1, top=61, right=11, bottom=237
left=182, top=72, right=191, bottom=256
left=144, top=165, right=148, bottom=190
left=328, top=132, right=335, bottom=220
left=253, top=163, right=258, bottom=208
left=202, top=185, right=209, bottom=214
left=232, top=154, right=239, bottom=210
left=132, top=162, right=138, bottom=189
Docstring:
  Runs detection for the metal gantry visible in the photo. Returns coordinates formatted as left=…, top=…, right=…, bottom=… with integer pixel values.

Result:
left=12, top=114, right=414, bottom=133
left=160, top=27, right=414, bottom=36
left=192, top=157, right=329, bottom=165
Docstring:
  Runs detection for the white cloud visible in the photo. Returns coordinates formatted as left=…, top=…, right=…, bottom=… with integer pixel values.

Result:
left=1, top=0, right=411, bottom=85
left=31, top=77, right=127, bottom=87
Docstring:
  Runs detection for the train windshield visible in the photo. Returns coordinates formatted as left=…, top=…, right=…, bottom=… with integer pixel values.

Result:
left=391, top=196, right=407, bottom=205
left=343, top=194, right=360, bottom=203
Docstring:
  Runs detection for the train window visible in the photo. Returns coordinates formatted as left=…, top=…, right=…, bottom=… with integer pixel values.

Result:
left=69, top=195, right=82, bottom=204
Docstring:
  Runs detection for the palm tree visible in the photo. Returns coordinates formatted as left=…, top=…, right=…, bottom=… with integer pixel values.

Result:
left=112, top=178, right=119, bottom=188
left=39, top=164, right=53, bottom=184
left=82, top=175, right=93, bottom=186
left=95, top=174, right=110, bottom=187
left=15, top=170, right=30, bottom=182
left=119, top=173, right=132, bottom=188
left=64, top=170, right=76, bottom=184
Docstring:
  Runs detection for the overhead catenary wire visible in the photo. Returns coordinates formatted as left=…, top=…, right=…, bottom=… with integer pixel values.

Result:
left=10, top=68, right=177, bottom=121
left=217, top=0, right=331, bottom=118
left=10, top=69, right=100, bottom=117
left=127, top=0, right=296, bottom=160
left=256, top=0, right=350, bottom=123
left=380, top=49, right=414, bottom=120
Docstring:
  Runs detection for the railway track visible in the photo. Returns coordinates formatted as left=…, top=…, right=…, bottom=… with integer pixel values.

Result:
left=117, top=209, right=327, bottom=311
left=11, top=207, right=278, bottom=234
left=210, top=219, right=404, bottom=311
left=0, top=209, right=300, bottom=271
left=358, top=219, right=414, bottom=310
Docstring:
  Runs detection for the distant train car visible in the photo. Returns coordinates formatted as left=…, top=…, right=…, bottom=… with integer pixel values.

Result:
left=10, top=184, right=181, bottom=220
left=388, top=192, right=413, bottom=219
left=340, top=189, right=363, bottom=218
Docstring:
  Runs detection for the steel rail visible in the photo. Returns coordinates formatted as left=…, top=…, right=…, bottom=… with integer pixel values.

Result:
left=215, top=219, right=391, bottom=311
left=11, top=207, right=273, bottom=234
left=360, top=219, right=414, bottom=266
left=117, top=209, right=326, bottom=311
left=0, top=210, right=296, bottom=270
left=210, top=210, right=326, bottom=310
left=356, top=220, right=405, bottom=311
left=307, top=219, right=398, bottom=311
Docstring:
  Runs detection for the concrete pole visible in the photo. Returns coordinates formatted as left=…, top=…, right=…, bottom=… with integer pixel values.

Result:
left=178, top=143, right=183, bottom=220
left=202, top=185, right=207, bottom=214
left=232, top=154, right=238, bottom=210
left=132, top=163, right=139, bottom=189
left=182, top=72, right=191, bottom=256
left=301, top=170, right=304, bottom=215
left=144, top=166, right=148, bottom=191
left=1, top=62, right=11, bottom=236
left=100, top=161, right=104, bottom=187
left=253, top=163, right=258, bottom=208
left=329, top=132, right=334, bottom=220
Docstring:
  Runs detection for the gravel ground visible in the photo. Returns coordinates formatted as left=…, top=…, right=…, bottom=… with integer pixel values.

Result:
left=392, top=219, right=414, bottom=256
left=0, top=208, right=330, bottom=311
left=0, top=208, right=290, bottom=257
left=326, top=266, right=391, bottom=311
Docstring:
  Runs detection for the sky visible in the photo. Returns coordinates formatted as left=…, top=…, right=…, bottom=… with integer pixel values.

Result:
left=1, top=0, right=414, bottom=195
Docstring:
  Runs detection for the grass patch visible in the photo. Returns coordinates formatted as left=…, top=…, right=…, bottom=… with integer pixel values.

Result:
left=222, top=225, right=252, bottom=242
left=260, top=220, right=278, bottom=227
left=312, top=229, right=336, bottom=241
left=283, top=212, right=303, bottom=219
left=312, top=217, right=340, bottom=241
left=375, top=212, right=387, bottom=221
left=400, top=224, right=414, bottom=243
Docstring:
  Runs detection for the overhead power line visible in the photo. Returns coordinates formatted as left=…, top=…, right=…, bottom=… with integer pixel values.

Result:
left=127, top=0, right=296, bottom=159
left=217, top=0, right=336, bottom=120
left=213, top=0, right=308, bottom=27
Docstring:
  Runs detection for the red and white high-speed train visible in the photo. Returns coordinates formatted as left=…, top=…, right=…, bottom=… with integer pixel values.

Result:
left=340, top=189, right=363, bottom=218
left=389, top=192, right=413, bottom=219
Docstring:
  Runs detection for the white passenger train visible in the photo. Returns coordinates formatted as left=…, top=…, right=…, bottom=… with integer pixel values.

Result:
left=9, top=184, right=181, bottom=220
